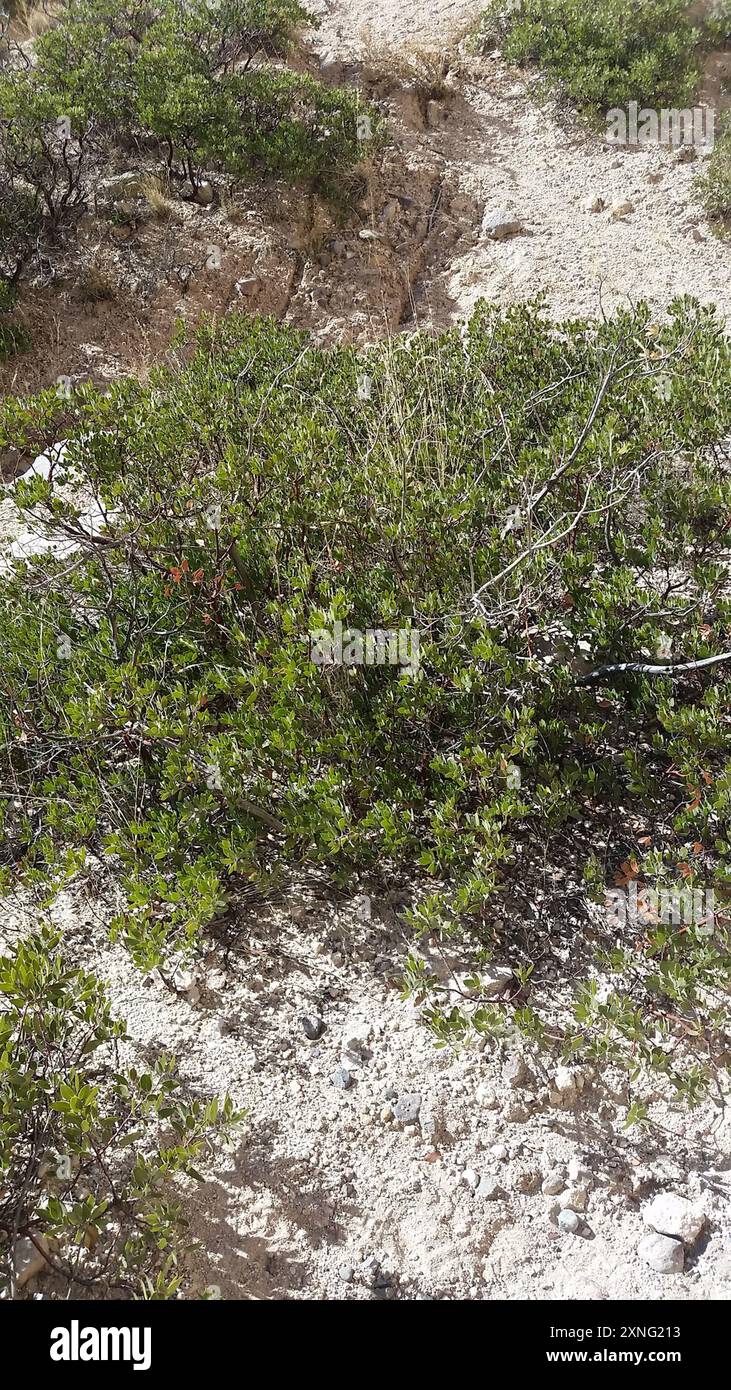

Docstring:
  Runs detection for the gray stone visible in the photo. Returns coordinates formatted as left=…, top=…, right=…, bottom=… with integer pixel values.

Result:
left=333, top=1066, right=352, bottom=1089
left=301, top=1014, right=325, bottom=1041
left=503, top=1052, right=529, bottom=1088
left=426, top=100, right=445, bottom=128
left=558, top=1209, right=581, bottom=1234
left=195, top=180, right=215, bottom=206
left=638, top=1232, right=684, bottom=1274
left=558, top=1186, right=587, bottom=1212
left=361, top=1254, right=381, bottom=1285
left=338, top=1264, right=354, bottom=1283
left=482, top=208, right=523, bottom=241
left=393, top=1092, right=422, bottom=1124
left=542, top=1170, right=566, bottom=1197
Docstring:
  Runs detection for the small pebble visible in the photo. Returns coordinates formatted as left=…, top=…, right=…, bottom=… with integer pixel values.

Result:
left=301, top=1015, right=325, bottom=1041
left=393, top=1092, right=422, bottom=1124
left=542, top=1170, right=566, bottom=1197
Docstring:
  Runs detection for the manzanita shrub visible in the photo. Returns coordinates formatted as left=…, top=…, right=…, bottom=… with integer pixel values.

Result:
left=0, top=927, right=241, bottom=1298
left=476, top=0, right=731, bottom=116
left=0, top=299, right=730, bottom=1106
left=699, top=122, right=731, bottom=232
left=0, top=278, right=28, bottom=359
left=0, top=0, right=375, bottom=274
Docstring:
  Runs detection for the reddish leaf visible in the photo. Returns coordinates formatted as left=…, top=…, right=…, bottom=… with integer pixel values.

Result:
left=614, top=858, right=639, bottom=886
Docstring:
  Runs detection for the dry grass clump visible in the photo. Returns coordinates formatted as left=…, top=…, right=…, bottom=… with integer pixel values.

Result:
left=138, top=173, right=177, bottom=221
left=358, top=31, right=453, bottom=100
left=76, top=261, right=117, bottom=304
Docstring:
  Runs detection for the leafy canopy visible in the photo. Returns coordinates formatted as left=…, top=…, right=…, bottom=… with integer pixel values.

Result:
left=1, top=299, right=730, bottom=1100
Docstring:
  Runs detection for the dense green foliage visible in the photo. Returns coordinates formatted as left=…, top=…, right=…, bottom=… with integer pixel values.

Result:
left=0, top=0, right=375, bottom=276
left=0, top=928, right=240, bottom=1298
left=0, top=278, right=28, bottom=359
left=476, top=0, right=730, bottom=114
left=698, top=123, right=731, bottom=230
left=1, top=300, right=730, bottom=1102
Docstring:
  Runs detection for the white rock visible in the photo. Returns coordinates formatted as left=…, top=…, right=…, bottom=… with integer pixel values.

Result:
left=19, top=442, right=68, bottom=482
left=343, top=1019, right=373, bottom=1056
left=643, top=1194, right=705, bottom=1245
left=475, top=1080, right=498, bottom=1108
left=549, top=1065, right=580, bottom=1105
left=482, top=208, right=523, bottom=241
left=481, top=964, right=513, bottom=997
left=195, top=181, right=215, bottom=206
left=476, top=1175, right=504, bottom=1200
left=638, top=1232, right=684, bottom=1274
left=463, top=1168, right=479, bottom=1191
left=610, top=200, right=635, bottom=221
left=568, top=1158, right=592, bottom=1187
left=557, top=1209, right=581, bottom=1233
